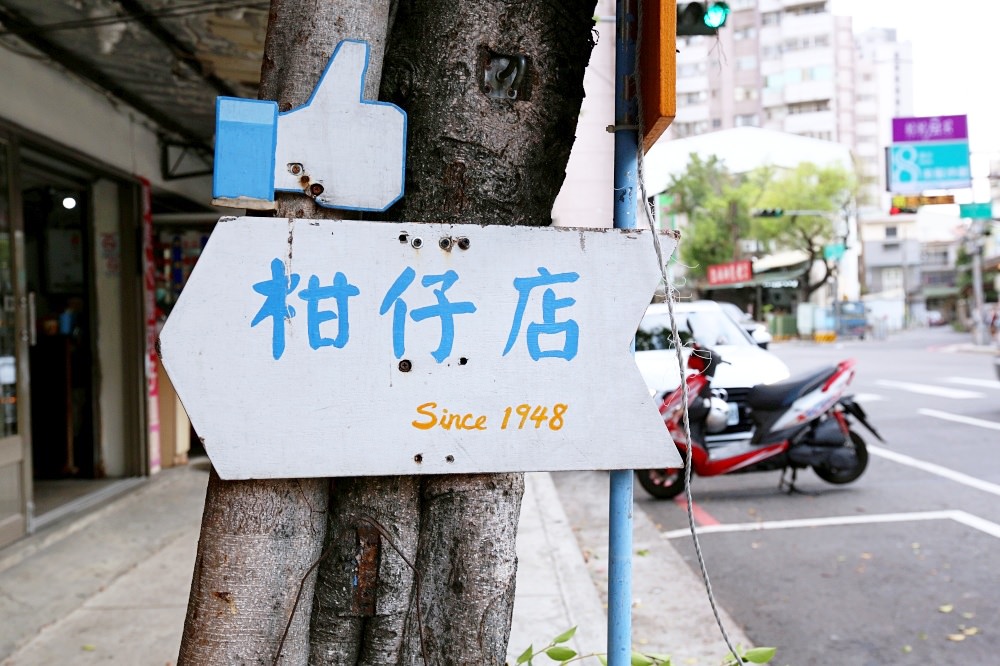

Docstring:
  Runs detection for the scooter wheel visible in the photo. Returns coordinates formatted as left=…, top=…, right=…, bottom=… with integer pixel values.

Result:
left=813, top=430, right=869, bottom=484
left=636, top=467, right=686, bottom=499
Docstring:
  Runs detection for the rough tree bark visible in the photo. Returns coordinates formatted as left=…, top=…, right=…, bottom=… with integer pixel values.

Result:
left=179, top=0, right=598, bottom=664
left=178, top=2, right=393, bottom=664
left=307, top=1, right=599, bottom=664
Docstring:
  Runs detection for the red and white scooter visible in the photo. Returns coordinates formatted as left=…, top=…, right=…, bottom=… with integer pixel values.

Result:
left=637, top=345, right=884, bottom=499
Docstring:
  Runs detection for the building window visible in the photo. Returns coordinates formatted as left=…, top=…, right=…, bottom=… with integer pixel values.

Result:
left=806, top=65, right=833, bottom=81
left=678, top=62, right=706, bottom=78
left=787, top=100, right=830, bottom=115
left=735, top=113, right=759, bottom=127
left=921, top=249, right=949, bottom=266
left=761, top=11, right=780, bottom=26
left=711, top=118, right=722, bottom=129
left=737, top=55, right=758, bottom=70
left=885, top=226, right=898, bottom=239
left=679, top=91, right=706, bottom=105
left=733, top=26, right=757, bottom=40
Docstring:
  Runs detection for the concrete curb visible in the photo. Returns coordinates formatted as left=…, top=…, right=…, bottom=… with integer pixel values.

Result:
left=552, top=470, right=753, bottom=665
left=509, top=472, right=608, bottom=663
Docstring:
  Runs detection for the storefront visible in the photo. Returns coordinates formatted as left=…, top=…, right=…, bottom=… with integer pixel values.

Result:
left=0, top=46, right=217, bottom=549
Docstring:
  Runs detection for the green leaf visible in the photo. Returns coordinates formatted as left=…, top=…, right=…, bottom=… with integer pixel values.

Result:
left=516, top=644, right=534, bottom=664
left=597, top=656, right=608, bottom=666
left=545, top=646, right=576, bottom=661
left=631, top=652, right=654, bottom=666
left=645, top=653, right=672, bottom=664
left=552, top=627, right=578, bottom=644
left=743, top=646, right=777, bottom=663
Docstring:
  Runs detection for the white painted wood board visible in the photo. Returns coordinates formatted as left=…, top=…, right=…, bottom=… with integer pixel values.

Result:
left=158, top=217, right=681, bottom=479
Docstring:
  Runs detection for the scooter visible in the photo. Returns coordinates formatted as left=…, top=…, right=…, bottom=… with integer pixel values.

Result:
left=637, top=344, right=884, bottom=499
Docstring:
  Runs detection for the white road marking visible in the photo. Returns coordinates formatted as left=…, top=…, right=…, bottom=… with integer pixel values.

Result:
left=917, top=408, right=1000, bottom=432
left=874, top=380, right=984, bottom=400
left=868, top=445, right=1000, bottom=497
left=850, top=393, right=885, bottom=403
left=946, top=377, right=1000, bottom=390
left=661, top=510, right=1000, bottom=540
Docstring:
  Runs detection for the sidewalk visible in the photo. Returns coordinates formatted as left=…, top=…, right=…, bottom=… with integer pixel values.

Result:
left=0, top=462, right=748, bottom=665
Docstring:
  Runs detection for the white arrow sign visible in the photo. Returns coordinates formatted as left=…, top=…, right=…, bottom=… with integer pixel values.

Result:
left=158, top=217, right=681, bottom=479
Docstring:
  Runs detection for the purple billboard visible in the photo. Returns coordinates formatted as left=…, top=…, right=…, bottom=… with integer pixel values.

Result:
left=892, top=115, right=968, bottom=143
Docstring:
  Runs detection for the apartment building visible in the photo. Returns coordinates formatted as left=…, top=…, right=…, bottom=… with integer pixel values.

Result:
left=854, top=28, right=915, bottom=213
left=666, top=1, right=913, bottom=210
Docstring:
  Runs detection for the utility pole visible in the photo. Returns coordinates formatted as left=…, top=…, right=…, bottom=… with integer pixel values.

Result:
left=970, top=219, right=987, bottom=345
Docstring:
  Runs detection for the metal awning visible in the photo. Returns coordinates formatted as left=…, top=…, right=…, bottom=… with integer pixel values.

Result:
left=0, top=0, right=269, bottom=160
left=701, top=266, right=806, bottom=291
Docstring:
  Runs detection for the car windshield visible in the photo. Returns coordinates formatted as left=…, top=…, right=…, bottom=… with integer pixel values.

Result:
left=635, top=309, right=753, bottom=351
left=719, top=302, right=749, bottom=322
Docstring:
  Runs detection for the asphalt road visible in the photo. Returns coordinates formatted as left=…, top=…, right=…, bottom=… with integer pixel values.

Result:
left=562, top=326, right=1000, bottom=665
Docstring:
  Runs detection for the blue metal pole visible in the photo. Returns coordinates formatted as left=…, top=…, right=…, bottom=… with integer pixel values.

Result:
left=609, top=1, right=637, bottom=665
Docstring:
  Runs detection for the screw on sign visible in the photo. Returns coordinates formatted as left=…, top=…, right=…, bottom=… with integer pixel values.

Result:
left=158, top=218, right=681, bottom=480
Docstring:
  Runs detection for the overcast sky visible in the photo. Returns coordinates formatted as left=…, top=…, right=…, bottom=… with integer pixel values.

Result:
left=831, top=0, right=998, bottom=158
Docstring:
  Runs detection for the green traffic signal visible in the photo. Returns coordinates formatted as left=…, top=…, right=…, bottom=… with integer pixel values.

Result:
left=753, top=209, right=784, bottom=218
left=703, top=2, right=730, bottom=29
left=677, top=2, right=730, bottom=36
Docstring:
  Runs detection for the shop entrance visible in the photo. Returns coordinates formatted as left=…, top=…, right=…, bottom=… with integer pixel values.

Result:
left=0, top=139, right=27, bottom=549
left=20, top=157, right=102, bottom=501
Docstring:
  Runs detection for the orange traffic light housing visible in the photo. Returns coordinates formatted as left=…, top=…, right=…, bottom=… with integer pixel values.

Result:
left=639, top=1, right=676, bottom=152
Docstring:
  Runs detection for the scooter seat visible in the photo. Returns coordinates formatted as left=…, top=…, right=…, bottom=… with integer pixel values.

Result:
left=747, top=365, right=838, bottom=411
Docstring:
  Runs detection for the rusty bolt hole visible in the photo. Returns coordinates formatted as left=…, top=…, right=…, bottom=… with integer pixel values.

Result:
left=439, top=237, right=452, bottom=250
left=398, top=233, right=409, bottom=243
left=457, top=237, right=471, bottom=250
left=411, top=237, right=423, bottom=249
left=309, top=183, right=325, bottom=196
left=398, top=359, right=412, bottom=372
left=414, top=453, right=423, bottom=463
left=459, top=357, right=468, bottom=365
left=288, top=163, right=303, bottom=175
left=445, top=455, right=455, bottom=463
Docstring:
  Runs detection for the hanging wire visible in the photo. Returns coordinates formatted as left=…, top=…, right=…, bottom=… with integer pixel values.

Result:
left=631, top=2, right=744, bottom=662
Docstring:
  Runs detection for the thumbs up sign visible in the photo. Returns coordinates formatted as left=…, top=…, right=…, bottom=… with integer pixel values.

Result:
left=213, top=40, right=407, bottom=212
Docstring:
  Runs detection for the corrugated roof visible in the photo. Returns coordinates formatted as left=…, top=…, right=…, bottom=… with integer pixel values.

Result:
left=0, top=0, right=268, bottom=151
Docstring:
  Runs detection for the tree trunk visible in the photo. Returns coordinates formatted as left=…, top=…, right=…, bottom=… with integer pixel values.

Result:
left=180, top=0, right=598, bottom=663
left=178, top=2, right=393, bottom=664
left=318, top=2, right=597, bottom=664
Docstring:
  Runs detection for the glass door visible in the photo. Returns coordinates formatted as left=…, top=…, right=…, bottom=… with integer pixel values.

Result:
left=0, top=139, right=29, bottom=549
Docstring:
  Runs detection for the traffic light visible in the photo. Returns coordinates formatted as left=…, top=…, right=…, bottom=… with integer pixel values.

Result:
left=677, top=2, right=731, bottom=36
left=753, top=209, right=784, bottom=218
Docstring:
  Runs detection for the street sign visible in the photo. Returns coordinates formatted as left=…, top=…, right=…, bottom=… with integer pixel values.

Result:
left=892, top=115, right=967, bottom=143
left=888, top=141, right=971, bottom=194
left=891, top=194, right=955, bottom=209
left=888, top=115, right=971, bottom=194
left=159, top=217, right=682, bottom=479
left=212, top=40, right=406, bottom=212
left=959, top=202, right=993, bottom=219
left=706, top=259, right=752, bottom=286
left=823, top=243, right=845, bottom=261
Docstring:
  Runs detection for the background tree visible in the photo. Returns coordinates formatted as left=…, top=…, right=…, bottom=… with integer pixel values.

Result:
left=957, top=245, right=999, bottom=303
left=664, top=154, right=770, bottom=276
left=751, top=162, right=855, bottom=302
left=179, top=1, right=600, bottom=664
